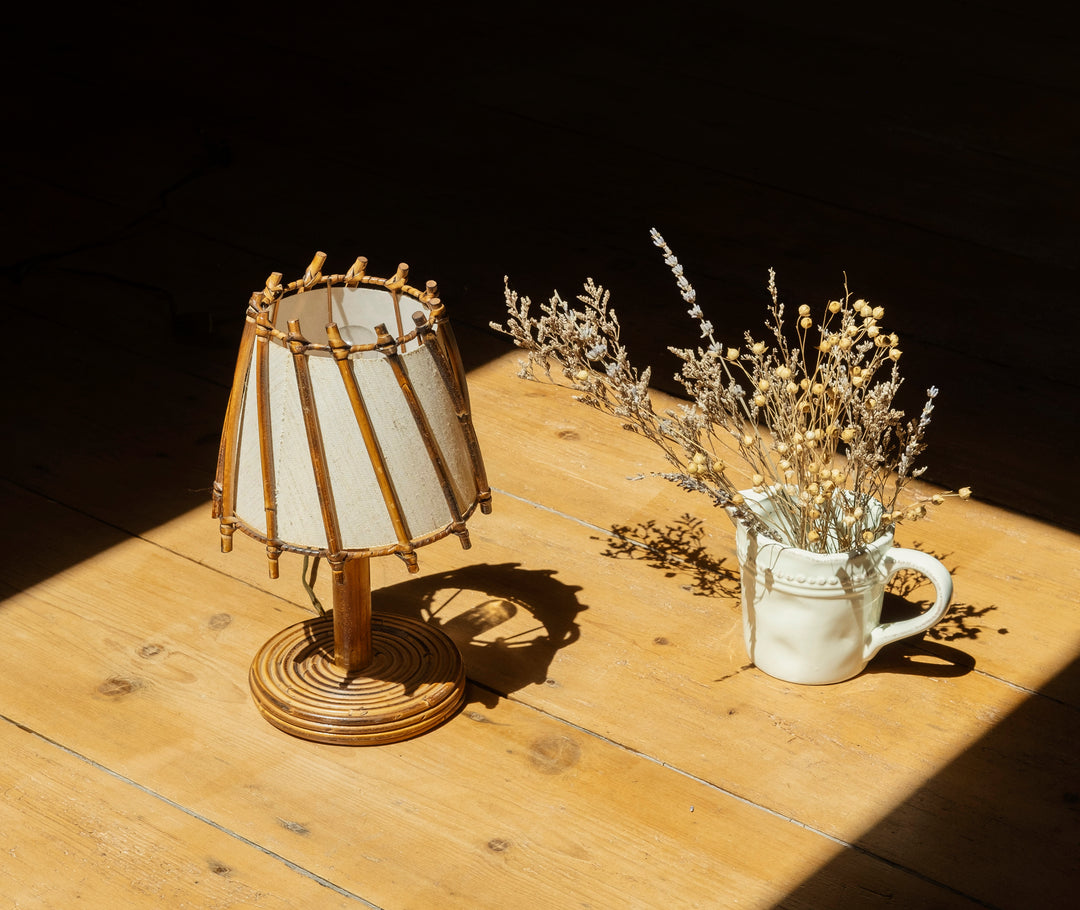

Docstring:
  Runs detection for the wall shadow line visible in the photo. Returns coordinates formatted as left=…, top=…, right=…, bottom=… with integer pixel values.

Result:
left=773, top=654, right=1080, bottom=909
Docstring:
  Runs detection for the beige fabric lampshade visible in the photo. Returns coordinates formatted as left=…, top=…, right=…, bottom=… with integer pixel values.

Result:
left=213, top=255, right=491, bottom=575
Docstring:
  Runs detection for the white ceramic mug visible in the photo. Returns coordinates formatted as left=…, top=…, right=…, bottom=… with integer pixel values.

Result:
left=733, top=490, right=953, bottom=685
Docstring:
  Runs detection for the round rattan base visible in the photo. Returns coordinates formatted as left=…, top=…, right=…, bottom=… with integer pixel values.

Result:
left=249, top=613, right=466, bottom=745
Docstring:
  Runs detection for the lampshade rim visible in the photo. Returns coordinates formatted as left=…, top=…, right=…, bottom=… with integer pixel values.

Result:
left=219, top=491, right=490, bottom=564
left=249, top=274, right=443, bottom=355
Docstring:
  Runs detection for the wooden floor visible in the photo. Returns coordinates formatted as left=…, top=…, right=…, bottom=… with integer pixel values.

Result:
left=2, top=331, right=1079, bottom=907
left=3, top=3, right=1079, bottom=907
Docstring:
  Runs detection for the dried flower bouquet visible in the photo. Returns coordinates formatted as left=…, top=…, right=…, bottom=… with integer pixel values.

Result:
left=492, top=230, right=970, bottom=554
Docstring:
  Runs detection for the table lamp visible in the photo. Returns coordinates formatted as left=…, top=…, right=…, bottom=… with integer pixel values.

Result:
left=212, top=252, right=491, bottom=745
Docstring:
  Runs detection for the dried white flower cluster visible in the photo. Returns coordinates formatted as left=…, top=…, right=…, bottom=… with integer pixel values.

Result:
left=492, top=230, right=970, bottom=553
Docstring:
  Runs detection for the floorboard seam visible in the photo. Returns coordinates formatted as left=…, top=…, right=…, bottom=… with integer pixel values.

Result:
left=472, top=682, right=1001, bottom=909
left=0, top=711, right=381, bottom=908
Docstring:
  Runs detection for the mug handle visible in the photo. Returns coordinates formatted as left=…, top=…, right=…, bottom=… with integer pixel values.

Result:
left=865, top=547, right=953, bottom=660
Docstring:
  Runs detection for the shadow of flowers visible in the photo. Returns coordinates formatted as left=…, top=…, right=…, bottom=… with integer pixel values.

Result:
left=886, top=542, right=1005, bottom=642
left=592, top=513, right=740, bottom=600
left=593, top=522, right=995, bottom=681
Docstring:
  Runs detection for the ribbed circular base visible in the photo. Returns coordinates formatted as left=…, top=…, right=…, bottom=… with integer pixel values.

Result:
left=249, top=613, right=466, bottom=745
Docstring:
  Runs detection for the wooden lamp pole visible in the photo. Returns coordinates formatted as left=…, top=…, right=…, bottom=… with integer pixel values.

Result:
left=333, top=556, right=372, bottom=671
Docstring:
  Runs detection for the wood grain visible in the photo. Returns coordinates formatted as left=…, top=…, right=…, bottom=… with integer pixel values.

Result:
left=2, top=335, right=1077, bottom=906
left=0, top=724, right=360, bottom=908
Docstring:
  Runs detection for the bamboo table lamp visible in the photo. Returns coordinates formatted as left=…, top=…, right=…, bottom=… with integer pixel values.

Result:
left=212, top=252, right=491, bottom=745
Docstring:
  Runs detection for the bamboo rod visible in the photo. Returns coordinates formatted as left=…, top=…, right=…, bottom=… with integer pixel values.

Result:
left=375, top=323, right=470, bottom=547
left=214, top=313, right=258, bottom=548
left=386, top=263, right=409, bottom=352
left=254, top=312, right=281, bottom=578
left=344, top=256, right=368, bottom=286
left=428, top=298, right=474, bottom=413
left=263, top=271, right=283, bottom=327
left=412, top=310, right=493, bottom=515
left=286, top=318, right=344, bottom=566
left=325, top=322, right=416, bottom=563
left=302, top=252, right=326, bottom=290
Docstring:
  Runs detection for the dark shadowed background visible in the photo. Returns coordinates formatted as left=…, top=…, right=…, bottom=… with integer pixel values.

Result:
left=4, top=1, right=1078, bottom=535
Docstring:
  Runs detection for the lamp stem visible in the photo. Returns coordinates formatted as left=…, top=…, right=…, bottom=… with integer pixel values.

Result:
left=333, top=556, right=373, bottom=672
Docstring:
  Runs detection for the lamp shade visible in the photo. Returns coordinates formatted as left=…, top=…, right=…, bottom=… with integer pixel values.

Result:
left=213, top=253, right=491, bottom=579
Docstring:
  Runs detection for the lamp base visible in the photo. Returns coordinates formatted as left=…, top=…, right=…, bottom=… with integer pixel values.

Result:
left=249, top=613, right=466, bottom=745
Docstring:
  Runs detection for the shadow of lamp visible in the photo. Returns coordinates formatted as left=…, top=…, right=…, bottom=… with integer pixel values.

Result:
left=212, top=252, right=491, bottom=744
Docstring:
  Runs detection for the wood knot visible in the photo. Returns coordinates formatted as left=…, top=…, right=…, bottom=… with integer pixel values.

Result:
left=528, top=734, right=581, bottom=775
left=98, top=676, right=142, bottom=697
left=487, top=837, right=511, bottom=853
